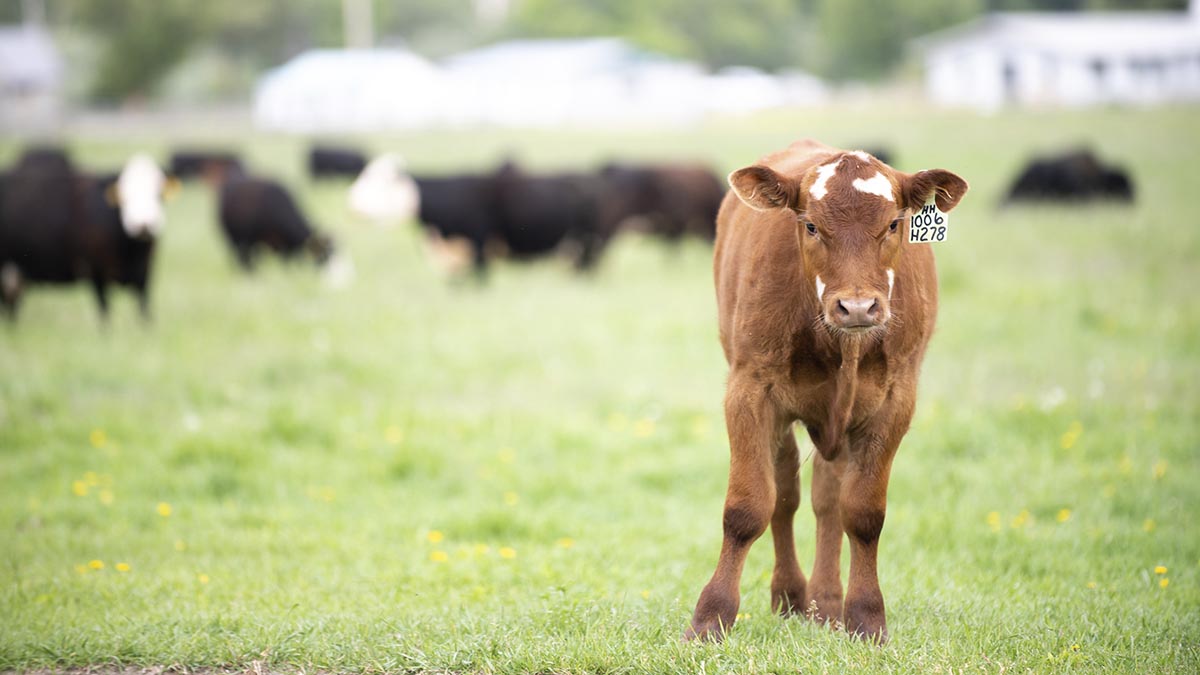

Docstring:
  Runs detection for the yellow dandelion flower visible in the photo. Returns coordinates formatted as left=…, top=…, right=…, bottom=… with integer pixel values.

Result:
left=87, top=560, right=104, bottom=570
left=556, top=538, right=575, bottom=549
left=473, top=543, right=490, bottom=556
left=384, top=425, right=404, bottom=445
left=430, top=550, right=449, bottom=563
left=1118, top=456, right=1133, bottom=475
left=986, top=511, right=1002, bottom=531
left=1070, top=644, right=1080, bottom=652
left=1056, top=509, right=1071, bottom=523
left=633, top=418, right=656, bottom=438
left=98, top=490, right=114, bottom=505
left=174, top=539, right=187, bottom=551
left=1059, top=421, right=1082, bottom=450
left=736, top=612, right=750, bottom=620
left=641, top=590, right=651, bottom=599
left=115, top=562, right=130, bottom=572
left=1154, top=565, right=1167, bottom=575
left=1086, top=581, right=1097, bottom=589
left=499, top=547, right=516, bottom=559
left=83, top=471, right=99, bottom=486
left=1011, top=510, right=1030, bottom=529
left=1143, top=518, right=1156, bottom=533
left=427, top=530, right=444, bottom=544
left=498, top=447, right=516, bottom=464
left=1153, top=460, right=1167, bottom=480
left=89, top=429, right=107, bottom=448
left=156, top=502, right=172, bottom=517
left=1160, top=578, right=1169, bottom=588
left=197, top=573, right=210, bottom=584
left=503, top=491, right=519, bottom=506
left=71, top=480, right=89, bottom=497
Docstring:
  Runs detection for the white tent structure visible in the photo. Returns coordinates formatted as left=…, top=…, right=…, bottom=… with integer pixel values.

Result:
left=254, top=48, right=442, bottom=132
left=252, top=38, right=828, bottom=132
left=914, top=5, right=1200, bottom=110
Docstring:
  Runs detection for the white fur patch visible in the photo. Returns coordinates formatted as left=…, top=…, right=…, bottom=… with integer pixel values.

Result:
left=886, top=268, right=895, bottom=300
left=116, top=154, right=168, bottom=238
left=848, top=150, right=871, bottom=162
left=349, top=153, right=420, bottom=224
left=809, top=160, right=841, bottom=200
left=815, top=275, right=826, bottom=300
left=852, top=171, right=894, bottom=202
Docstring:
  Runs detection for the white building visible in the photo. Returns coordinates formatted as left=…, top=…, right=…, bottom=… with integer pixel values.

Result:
left=0, top=23, right=62, bottom=131
left=914, top=5, right=1200, bottom=110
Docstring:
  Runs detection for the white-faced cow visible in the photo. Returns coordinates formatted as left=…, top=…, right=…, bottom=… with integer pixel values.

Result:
left=0, top=150, right=174, bottom=320
left=685, top=139, right=968, bottom=643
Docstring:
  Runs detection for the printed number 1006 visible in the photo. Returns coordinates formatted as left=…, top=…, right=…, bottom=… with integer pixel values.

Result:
left=909, top=204, right=946, bottom=243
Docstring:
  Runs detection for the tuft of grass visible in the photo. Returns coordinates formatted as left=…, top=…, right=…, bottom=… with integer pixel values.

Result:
left=1, top=107, right=1198, bottom=674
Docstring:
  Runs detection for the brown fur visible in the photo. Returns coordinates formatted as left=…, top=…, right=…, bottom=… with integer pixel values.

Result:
left=684, top=139, right=968, bottom=643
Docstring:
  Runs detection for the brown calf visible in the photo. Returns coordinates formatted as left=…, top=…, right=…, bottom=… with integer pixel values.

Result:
left=685, top=139, right=968, bottom=643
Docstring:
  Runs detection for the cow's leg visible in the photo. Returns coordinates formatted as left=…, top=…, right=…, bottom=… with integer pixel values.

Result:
left=136, top=284, right=152, bottom=322
left=839, top=400, right=909, bottom=643
left=1, top=263, right=21, bottom=321
left=235, top=246, right=256, bottom=272
left=90, top=276, right=110, bottom=321
left=806, top=451, right=845, bottom=624
left=770, top=428, right=807, bottom=616
left=685, top=377, right=779, bottom=642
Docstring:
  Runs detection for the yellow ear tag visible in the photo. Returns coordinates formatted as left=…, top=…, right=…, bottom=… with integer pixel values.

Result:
left=908, top=196, right=948, bottom=244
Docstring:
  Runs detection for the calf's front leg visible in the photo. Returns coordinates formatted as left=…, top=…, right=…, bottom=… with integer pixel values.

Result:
left=685, top=378, right=780, bottom=642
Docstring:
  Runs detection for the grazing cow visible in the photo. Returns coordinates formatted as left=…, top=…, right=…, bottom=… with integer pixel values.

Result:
left=0, top=151, right=173, bottom=319
left=684, top=140, right=968, bottom=643
left=1005, top=149, right=1133, bottom=203
left=218, top=168, right=337, bottom=271
left=347, top=153, right=420, bottom=225
left=309, top=145, right=367, bottom=180
left=411, top=172, right=502, bottom=276
left=599, top=163, right=724, bottom=243
left=169, top=150, right=243, bottom=183
left=492, top=162, right=608, bottom=270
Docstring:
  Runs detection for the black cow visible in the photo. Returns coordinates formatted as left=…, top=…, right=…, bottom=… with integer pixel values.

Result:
left=169, top=150, right=243, bottom=182
left=598, top=163, right=724, bottom=243
left=412, top=173, right=501, bottom=276
left=492, top=162, right=609, bottom=270
left=1005, top=149, right=1134, bottom=203
left=0, top=150, right=170, bottom=320
left=218, top=169, right=334, bottom=271
left=309, top=146, right=367, bottom=180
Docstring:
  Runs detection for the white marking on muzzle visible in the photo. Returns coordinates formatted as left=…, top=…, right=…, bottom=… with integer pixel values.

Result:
left=815, top=275, right=826, bottom=300
left=809, top=160, right=841, bottom=200
left=852, top=171, right=895, bottom=202
left=886, top=268, right=895, bottom=300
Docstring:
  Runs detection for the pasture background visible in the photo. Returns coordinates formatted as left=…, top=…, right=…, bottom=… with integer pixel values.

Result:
left=1, top=107, right=1198, bottom=674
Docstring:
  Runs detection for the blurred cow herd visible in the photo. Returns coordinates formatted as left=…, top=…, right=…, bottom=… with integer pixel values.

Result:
left=0, top=142, right=1133, bottom=322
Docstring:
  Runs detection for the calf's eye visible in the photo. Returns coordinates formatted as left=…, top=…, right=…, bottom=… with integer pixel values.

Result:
left=889, top=219, right=900, bottom=232
left=805, top=222, right=817, bottom=235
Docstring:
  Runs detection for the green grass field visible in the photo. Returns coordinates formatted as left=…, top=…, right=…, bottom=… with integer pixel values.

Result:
left=1, top=107, right=1198, bottom=674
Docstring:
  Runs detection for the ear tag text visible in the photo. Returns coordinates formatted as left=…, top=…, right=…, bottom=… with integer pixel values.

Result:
left=908, top=198, right=948, bottom=244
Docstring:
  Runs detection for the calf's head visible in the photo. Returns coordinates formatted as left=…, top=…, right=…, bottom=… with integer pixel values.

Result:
left=108, top=154, right=178, bottom=239
left=729, top=151, right=967, bottom=334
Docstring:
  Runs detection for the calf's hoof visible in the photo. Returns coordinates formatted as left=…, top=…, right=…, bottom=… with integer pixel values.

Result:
left=770, top=581, right=808, bottom=617
left=683, top=586, right=739, bottom=643
left=843, top=597, right=888, bottom=644
left=803, top=591, right=844, bottom=625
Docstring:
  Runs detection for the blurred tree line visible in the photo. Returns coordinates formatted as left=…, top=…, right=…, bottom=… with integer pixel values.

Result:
left=0, top=0, right=1187, bottom=102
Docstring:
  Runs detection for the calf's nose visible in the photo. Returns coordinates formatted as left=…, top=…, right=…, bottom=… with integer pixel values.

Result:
left=835, top=297, right=880, bottom=327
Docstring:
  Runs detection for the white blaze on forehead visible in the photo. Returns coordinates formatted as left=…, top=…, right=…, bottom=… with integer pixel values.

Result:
left=815, top=275, right=826, bottom=300
left=116, top=153, right=167, bottom=238
left=848, top=150, right=871, bottom=162
left=809, top=159, right=841, bottom=200
left=886, top=268, right=895, bottom=299
left=852, top=171, right=895, bottom=202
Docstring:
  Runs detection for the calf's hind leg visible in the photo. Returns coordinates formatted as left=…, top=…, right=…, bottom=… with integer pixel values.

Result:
left=685, top=378, right=779, bottom=642
left=769, top=428, right=807, bottom=616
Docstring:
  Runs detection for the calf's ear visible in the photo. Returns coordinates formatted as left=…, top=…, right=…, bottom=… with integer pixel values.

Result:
left=729, top=165, right=802, bottom=212
left=902, top=169, right=969, bottom=212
